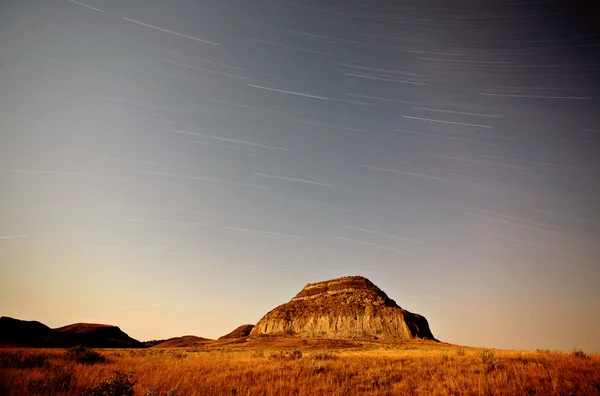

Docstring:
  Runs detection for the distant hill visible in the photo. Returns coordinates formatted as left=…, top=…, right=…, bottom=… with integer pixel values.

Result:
left=0, top=317, right=54, bottom=347
left=0, top=316, right=143, bottom=348
left=148, top=335, right=212, bottom=348
left=219, top=324, right=254, bottom=340
left=53, top=323, right=144, bottom=348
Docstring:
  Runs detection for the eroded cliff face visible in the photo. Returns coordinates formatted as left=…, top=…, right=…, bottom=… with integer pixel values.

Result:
left=249, top=276, right=436, bottom=340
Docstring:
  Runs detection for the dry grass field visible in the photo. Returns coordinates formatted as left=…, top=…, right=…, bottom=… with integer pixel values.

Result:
left=1, top=338, right=599, bottom=395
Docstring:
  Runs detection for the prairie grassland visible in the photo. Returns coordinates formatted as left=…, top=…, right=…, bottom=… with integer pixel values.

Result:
left=1, top=340, right=599, bottom=395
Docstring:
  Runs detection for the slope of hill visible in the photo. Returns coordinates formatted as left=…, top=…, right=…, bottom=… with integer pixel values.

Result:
left=149, top=335, right=212, bottom=348
left=218, top=324, right=254, bottom=340
left=0, top=317, right=54, bottom=347
left=0, top=317, right=143, bottom=348
left=250, top=276, right=436, bottom=340
left=53, top=323, right=143, bottom=348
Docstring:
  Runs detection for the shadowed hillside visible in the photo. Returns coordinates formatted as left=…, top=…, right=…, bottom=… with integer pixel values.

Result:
left=0, top=317, right=143, bottom=348
left=148, top=335, right=212, bottom=348
left=0, top=317, right=54, bottom=347
left=219, top=324, right=254, bottom=340
left=53, top=323, right=143, bottom=348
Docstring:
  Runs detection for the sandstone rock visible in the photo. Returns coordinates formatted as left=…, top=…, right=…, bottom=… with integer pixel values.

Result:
left=249, top=276, right=436, bottom=340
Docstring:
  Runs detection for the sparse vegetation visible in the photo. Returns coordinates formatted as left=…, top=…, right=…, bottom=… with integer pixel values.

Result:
left=67, top=345, right=106, bottom=365
left=0, top=351, right=50, bottom=369
left=0, top=343, right=598, bottom=395
left=168, top=350, right=186, bottom=359
left=269, top=349, right=303, bottom=360
left=26, top=365, right=74, bottom=393
left=311, top=351, right=338, bottom=360
left=83, top=370, right=135, bottom=396
left=145, top=385, right=179, bottom=396
left=478, top=349, right=502, bottom=372
left=572, top=348, right=589, bottom=359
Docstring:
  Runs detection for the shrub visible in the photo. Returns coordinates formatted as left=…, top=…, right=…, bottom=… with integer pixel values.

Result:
left=479, top=349, right=502, bottom=372
left=83, top=370, right=135, bottom=396
left=572, top=348, right=588, bottom=359
left=290, top=349, right=303, bottom=360
left=67, top=345, right=106, bottom=365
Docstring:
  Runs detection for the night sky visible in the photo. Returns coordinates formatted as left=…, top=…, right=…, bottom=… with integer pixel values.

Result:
left=1, top=0, right=599, bottom=351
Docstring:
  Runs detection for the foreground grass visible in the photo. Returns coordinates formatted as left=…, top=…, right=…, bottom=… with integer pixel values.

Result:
left=1, top=341, right=599, bottom=395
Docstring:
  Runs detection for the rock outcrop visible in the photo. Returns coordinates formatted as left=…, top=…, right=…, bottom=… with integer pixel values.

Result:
left=249, top=276, right=436, bottom=340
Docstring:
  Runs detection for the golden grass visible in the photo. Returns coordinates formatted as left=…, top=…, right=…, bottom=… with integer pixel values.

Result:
left=1, top=341, right=599, bottom=395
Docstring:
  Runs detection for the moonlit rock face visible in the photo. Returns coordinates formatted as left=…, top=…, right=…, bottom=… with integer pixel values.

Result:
left=250, top=276, right=436, bottom=340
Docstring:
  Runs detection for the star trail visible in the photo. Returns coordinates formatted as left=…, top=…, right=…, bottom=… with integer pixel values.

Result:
left=1, top=0, right=599, bottom=351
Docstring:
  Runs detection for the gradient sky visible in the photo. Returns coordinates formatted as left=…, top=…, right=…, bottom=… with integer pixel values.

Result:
left=1, top=0, right=599, bottom=352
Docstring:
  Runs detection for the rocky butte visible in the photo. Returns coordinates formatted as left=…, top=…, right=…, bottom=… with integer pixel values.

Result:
left=249, top=276, right=436, bottom=340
